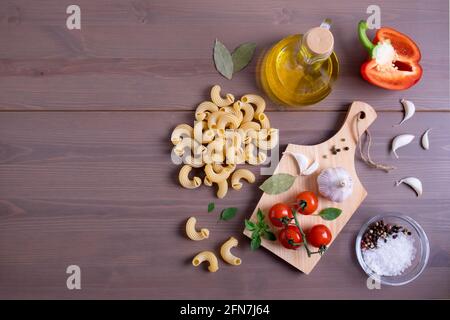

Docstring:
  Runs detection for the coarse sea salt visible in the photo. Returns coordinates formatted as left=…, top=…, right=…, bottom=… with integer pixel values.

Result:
left=363, top=232, right=416, bottom=276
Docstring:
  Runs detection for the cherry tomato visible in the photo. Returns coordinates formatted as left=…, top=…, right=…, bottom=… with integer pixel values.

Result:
left=279, top=225, right=303, bottom=250
left=295, top=191, right=318, bottom=215
left=268, top=203, right=293, bottom=227
left=307, top=224, right=332, bottom=248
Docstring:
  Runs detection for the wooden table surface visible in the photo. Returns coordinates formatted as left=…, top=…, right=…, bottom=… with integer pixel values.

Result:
left=0, top=0, right=449, bottom=299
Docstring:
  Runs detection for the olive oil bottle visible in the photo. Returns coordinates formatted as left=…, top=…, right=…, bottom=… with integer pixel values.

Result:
left=259, top=20, right=339, bottom=106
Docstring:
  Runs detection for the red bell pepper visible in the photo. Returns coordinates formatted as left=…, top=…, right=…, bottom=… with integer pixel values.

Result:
left=358, top=21, right=422, bottom=90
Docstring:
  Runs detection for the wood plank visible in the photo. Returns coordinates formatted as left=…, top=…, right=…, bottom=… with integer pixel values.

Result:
left=0, top=110, right=449, bottom=298
left=0, top=0, right=448, bottom=110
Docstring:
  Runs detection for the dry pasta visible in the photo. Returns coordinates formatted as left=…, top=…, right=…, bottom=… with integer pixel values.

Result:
left=257, top=113, right=271, bottom=129
left=202, top=129, right=216, bottom=144
left=216, top=179, right=228, bottom=199
left=217, top=112, right=240, bottom=130
left=178, top=165, right=202, bottom=189
left=211, top=85, right=235, bottom=107
left=195, top=101, right=219, bottom=121
left=207, top=111, right=224, bottom=129
left=238, top=101, right=255, bottom=123
left=255, top=128, right=279, bottom=150
left=192, top=251, right=219, bottom=272
left=204, top=164, right=232, bottom=183
left=231, top=103, right=244, bottom=123
left=185, top=217, right=210, bottom=241
left=212, top=163, right=224, bottom=173
left=204, top=176, right=213, bottom=187
left=225, top=146, right=245, bottom=165
left=171, top=124, right=193, bottom=145
left=245, top=144, right=267, bottom=165
left=171, top=85, right=277, bottom=198
left=239, top=121, right=261, bottom=131
left=220, top=237, right=242, bottom=266
left=231, top=169, right=255, bottom=190
left=193, top=121, right=205, bottom=144
left=203, top=138, right=225, bottom=164
left=241, top=94, right=266, bottom=117
left=173, top=137, right=196, bottom=157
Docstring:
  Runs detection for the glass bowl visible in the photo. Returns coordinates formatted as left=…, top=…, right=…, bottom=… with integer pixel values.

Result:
left=355, top=213, right=430, bottom=286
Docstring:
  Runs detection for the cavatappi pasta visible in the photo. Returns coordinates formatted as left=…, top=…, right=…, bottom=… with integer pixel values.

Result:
left=220, top=237, right=242, bottom=266
left=185, top=217, right=210, bottom=241
left=192, top=251, right=219, bottom=272
left=171, top=85, right=278, bottom=198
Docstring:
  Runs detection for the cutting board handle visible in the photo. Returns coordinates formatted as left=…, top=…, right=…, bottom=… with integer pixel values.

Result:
left=334, top=101, right=377, bottom=145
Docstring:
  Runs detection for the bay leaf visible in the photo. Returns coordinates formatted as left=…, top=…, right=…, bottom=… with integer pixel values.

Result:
left=259, top=173, right=296, bottom=195
left=213, top=39, right=233, bottom=80
left=232, top=42, right=256, bottom=73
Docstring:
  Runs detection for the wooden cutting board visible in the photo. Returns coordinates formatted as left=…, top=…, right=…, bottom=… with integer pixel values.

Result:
left=243, top=101, right=377, bottom=274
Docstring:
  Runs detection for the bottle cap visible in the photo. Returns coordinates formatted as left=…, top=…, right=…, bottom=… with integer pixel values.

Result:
left=305, top=26, right=334, bottom=56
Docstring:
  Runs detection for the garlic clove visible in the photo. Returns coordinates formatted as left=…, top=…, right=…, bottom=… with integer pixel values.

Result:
left=392, top=134, right=415, bottom=158
left=421, top=128, right=431, bottom=150
left=395, top=99, right=415, bottom=127
left=395, top=177, right=422, bottom=197
left=302, top=160, right=319, bottom=176
left=284, top=151, right=308, bottom=174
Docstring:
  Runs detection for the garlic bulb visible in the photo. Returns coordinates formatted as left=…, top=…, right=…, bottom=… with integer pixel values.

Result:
left=317, top=167, right=353, bottom=203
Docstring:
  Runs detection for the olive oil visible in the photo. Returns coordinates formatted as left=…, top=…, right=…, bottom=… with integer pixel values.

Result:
left=259, top=21, right=339, bottom=106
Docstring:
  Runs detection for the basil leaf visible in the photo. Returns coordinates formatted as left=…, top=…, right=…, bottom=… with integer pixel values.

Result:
left=257, top=208, right=264, bottom=223
left=250, top=235, right=261, bottom=250
left=232, top=42, right=256, bottom=73
left=220, top=207, right=238, bottom=221
left=259, top=173, right=296, bottom=195
left=207, top=202, right=215, bottom=213
left=245, top=219, right=256, bottom=231
left=213, top=39, right=233, bottom=80
left=257, top=221, right=266, bottom=230
left=263, top=231, right=276, bottom=241
left=318, top=208, right=342, bottom=221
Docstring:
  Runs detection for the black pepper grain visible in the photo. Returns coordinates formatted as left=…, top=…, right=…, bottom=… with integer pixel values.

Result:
left=360, top=220, right=412, bottom=250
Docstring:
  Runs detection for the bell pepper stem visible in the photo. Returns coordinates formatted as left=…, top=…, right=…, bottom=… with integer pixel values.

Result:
left=358, top=20, right=375, bottom=56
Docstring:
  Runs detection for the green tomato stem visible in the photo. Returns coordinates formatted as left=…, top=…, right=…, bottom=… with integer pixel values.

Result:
left=292, top=209, right=312, bottom=257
